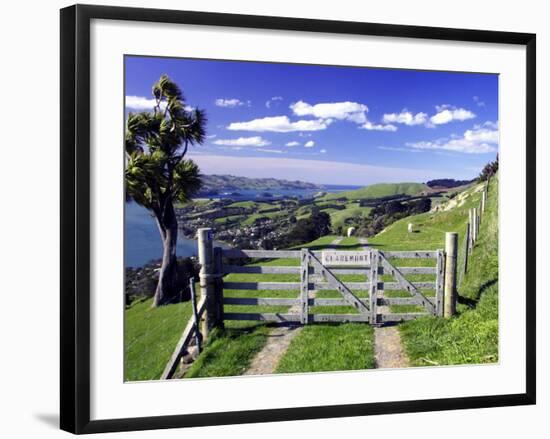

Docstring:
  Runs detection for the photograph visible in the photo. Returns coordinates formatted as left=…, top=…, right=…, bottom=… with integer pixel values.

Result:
left=123, top=55, right=500, bottom=382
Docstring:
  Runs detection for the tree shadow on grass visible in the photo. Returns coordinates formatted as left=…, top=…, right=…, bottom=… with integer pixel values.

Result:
left=458, top=278, right=498, bottom=310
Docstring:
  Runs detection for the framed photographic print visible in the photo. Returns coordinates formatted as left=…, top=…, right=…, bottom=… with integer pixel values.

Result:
left=60, top=4, right=536, bottom=434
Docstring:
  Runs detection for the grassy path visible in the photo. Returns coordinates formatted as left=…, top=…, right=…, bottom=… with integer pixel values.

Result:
left=184, top=235, right=377, bottom=377
left=276, top=323, right=375, bottom=373
left=244, top=326, right=302, bottom=375
left=275, top=235, right=375, bottom=374
left=242, top=236, right=345, bottom=375
left=374, top=326, right=409, bottom=369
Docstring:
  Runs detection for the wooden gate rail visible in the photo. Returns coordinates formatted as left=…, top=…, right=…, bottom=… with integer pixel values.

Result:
left=222, top=297, right=437, bottom=307
left=221, top=248, right=438, bottom=259
left=223, top=281, right=436, bottom=291
left=222, top=312, right=370, bottom=323
left=305, top=249, right=370, bottom=314
left=379, top=252, right=436, bottom=315
left=222, top=265, right=437, bottom=275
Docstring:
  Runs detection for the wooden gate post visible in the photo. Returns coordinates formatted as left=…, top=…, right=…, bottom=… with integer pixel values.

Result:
left=444, top=232, right=458, bottom=317
left=300, top=248, right=310, bottom=324
left=369, top=249, right=379, bottom=325
left=213, top=247, right=225, bottom=330
left=435, top=250, right=445, bottom=316
left=197, top=228, right=219, bottom=337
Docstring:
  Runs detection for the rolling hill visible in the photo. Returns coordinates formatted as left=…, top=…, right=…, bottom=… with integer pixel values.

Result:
left=319, top=182, right=428, bottom=201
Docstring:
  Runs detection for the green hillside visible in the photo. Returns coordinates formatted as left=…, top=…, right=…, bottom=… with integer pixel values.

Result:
left=125, top=298, right=193, bottom=381
left=320, top=182, right=428, bottom=201
left=126, top=177, right=497, bottom=380
left=398, top=176, right=498, bottom=366
left=326, top=203, right=372, bottom=230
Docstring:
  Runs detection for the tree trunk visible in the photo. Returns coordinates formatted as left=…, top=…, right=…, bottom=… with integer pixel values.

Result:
left=152, top=200, right=180, bottom=306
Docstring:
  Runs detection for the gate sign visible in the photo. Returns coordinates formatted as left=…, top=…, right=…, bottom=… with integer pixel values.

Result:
left=321, top=250, right=371, bottom=266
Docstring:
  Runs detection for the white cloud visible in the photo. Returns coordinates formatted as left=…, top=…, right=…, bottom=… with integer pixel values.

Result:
left=430, top=106, right=476, bottom=125
left=320, top=149, right=327, bottom=154
left=206, top=134, right=217, bottom=139
left=476, top=120, right=498, bottom=130
left=126, top=96, right=165, bottom=111
left=257, top=148, right=285, bottom=154
left=215, top=98, right=248, bottom=108
left=126, top=96, right=194, bottom=112
left=227, top=116, right=330, bottom=133
left=213, top=136, right=271, bottom=147
left=406, top=124, right=498, bottom=154
left=361, top=121, right=398, bottom=132
left=290, top=100, right=368, bottom=124
left=382, top=111, right=428, bottom=126
left=378, top=146, right=423, bottom=153
left=265, top=96, right=283, bottom=108
left=304, top=140, right=315, bottom=148
left=286, top=141, right=300, bottom=146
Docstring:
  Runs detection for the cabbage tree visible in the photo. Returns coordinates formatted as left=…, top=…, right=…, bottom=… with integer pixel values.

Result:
left=125, top=75, right=206, bottom=306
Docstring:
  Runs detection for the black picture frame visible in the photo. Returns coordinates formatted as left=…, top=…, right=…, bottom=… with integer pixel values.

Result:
left=60, top=4, right=536, bottom=434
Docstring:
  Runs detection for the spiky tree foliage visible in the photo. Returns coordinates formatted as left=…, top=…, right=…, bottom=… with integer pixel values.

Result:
left=478, top=154, right=499, bottom=182
left=125, top=75, right=206, bottom=306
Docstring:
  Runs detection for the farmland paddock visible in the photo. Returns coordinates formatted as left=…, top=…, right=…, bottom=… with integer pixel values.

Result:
left=161, top=228, right=461, bottom=379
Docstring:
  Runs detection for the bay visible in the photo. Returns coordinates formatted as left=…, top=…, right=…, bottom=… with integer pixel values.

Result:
left=125, top=185, right=361, bottom=267
left=125, top=202, right=207, bottom=268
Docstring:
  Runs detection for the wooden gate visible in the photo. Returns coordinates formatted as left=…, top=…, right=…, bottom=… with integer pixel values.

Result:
left=219, top=247, right=445, bottom=325
left=161, top=229, right=455, bottom=378
left=372, top=250, right=445, bottom=324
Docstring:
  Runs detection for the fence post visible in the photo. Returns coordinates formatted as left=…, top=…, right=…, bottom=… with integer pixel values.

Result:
left=435, top=249, right=445, bottom=316
left=443, top=232, right=458, bottom=317
left=472, top=207, right=478, bottom=244
left=477, top=208, right=481, bottom=238
left=197, top=228, right=219, bottom=338
left=300, top=248, right=310, bottom=324
left=463, top=222, right=470, bottom=277
left=468, top=209, right=473, bottom=253
left=369, top=249, right=379, bottom=325
left=189, top=277, right=202, bottom=353
left=481, top=189, right=487, bottom=214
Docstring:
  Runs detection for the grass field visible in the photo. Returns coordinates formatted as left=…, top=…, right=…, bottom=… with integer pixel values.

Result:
left=124, top=298, right=193, bottom=381
left=398, top=177, right=498, bottom=366
left=327, top=203, right=372, bottom=230
left=126, top=178, right=497, bottom=380
left=276, top=324, right=375, bottom=373
left=320, top=182, right=428, bottom=201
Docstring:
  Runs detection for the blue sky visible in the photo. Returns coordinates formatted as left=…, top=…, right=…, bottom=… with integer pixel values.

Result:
left=125, top=56, right=498, bottom=185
